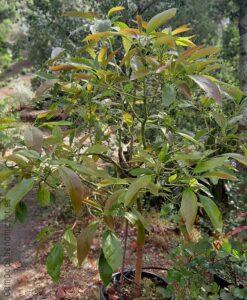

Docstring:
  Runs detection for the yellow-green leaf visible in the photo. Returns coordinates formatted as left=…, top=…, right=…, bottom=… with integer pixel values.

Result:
left=63, top=11, right=97, bottom=19
left=189, top=47, right=220, bottom=61
left=130, top=68, right=150, bottom=80
left=107, top=6, right=125, bottom=18
left=168, top=174, right=177, bottom=183
left=172, top=24, right=191, bottom=35
left=0, top=169, right=14, bottom=184
left=147, top=8, right=177, bottom=34
left=180, top=189, right=198, bottom=234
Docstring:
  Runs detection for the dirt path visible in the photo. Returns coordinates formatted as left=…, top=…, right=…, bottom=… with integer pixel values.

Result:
left=0, top=190, right=42, bottom=300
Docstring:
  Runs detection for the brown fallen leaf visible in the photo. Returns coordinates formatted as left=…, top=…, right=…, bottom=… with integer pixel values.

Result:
left=16, top=275, right=29, bottom=285
left=56, top=286, right=66, bottom=299
left=11, top=261, right=22, bottom=269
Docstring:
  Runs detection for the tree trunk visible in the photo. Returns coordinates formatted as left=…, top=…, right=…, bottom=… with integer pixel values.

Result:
left=238, top=0, right=247, bottom=128
left=239, top=0, right=247, bottom=93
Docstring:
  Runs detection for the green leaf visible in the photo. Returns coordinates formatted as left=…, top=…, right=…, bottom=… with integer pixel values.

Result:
left=180, top=189, right=198, bottom=234
left=85, top=144, right=108, bottom=154
left=147, top=8, right=177, bottom=34
left=199, top=195, right=223, bottom=232
left=194, top=157, right=228, bottom=173
left=158, top=143, right=169, bottom=162
left=37, top=184, right=50, bottom=207
left=15, top=201, right=28, bottom=223
left=123, top=112, right=133, bottom=126
left=202, top=171, right=237, bottom=181
left=130, top=68, right=150, bottom=80
left=24, top=127, right=43, bottom=153
left=41, top=121, right=72, bottom=127
left=189, top=75, right=222, bottom=104
left=46, top=244, right=64, bottom=283
left=103, top=230, right=123, bottom=272
left=0, top=169, right=14, bottom=184
left=224, top=153, right=247, bottom=166
left=77, top=222, right=97, bottom=265
left=1, top=178, right=35, bottom=220
left=129, top=168, right=154, bottom=176
left=162, top=84, right=176, bottom=107
left=107, top=6, right=125, bottom=17
left=98, top=251, right=113, bottom=287
left=177, top=132, right=201, bottom=145
left=64, top=229, right=77, bottom=264
left=17, top=149, right=41, bottom=160
left=125, top=210, right=147, bottom=245
left=124, top=175, right=152, bottom=207
left=189, top=47, right=220, bottom=60
left=211, top=111, right=227, bottom=128
left=59, top=167, right=83, bottom=215
left=168, top=174, right=177, bottom=183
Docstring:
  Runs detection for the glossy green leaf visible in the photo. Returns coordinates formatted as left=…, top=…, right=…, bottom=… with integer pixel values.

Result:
left=103, top=230, right=123, bottom=272
left=147, top=8, right=177, bottom=34
left=46, top=244, right=64, bottom=283
left=194, top=157, right=228, bottom=173
left=37, top=184, right=50, bottom=207
left=124, top=175, right=152, bottom=207
left=189, top=75, right=222, bottom=104
left=98, top=251, right=113, bottom=287
left=168, top=174, right=177, bottom=183
left=1, top=178, right=35, bottom=221
left=77, top=222, right=97, bottom=265
left=24, top=127, right=43, bottom=153
left=199, top=195, right=223, bottom=232
left=180, top=189, right=198, bottom=234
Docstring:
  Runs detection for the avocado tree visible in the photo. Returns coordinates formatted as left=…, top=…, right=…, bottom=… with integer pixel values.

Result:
left=0, top=6, right=246, bottom=298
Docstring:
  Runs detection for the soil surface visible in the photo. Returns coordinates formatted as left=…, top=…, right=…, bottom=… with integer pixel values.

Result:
left=0, top=188, right=177, bottom=299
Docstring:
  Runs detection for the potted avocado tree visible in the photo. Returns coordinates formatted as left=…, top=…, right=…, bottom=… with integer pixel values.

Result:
left=0, top=5, right=246, bottom=299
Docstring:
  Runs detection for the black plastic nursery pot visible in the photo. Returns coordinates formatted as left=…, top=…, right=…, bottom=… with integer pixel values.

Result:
left=99, top=269, right=168, bottom=300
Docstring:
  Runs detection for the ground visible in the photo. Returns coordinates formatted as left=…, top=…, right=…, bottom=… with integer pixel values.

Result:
left=0, top=187, right=177, bottom=299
